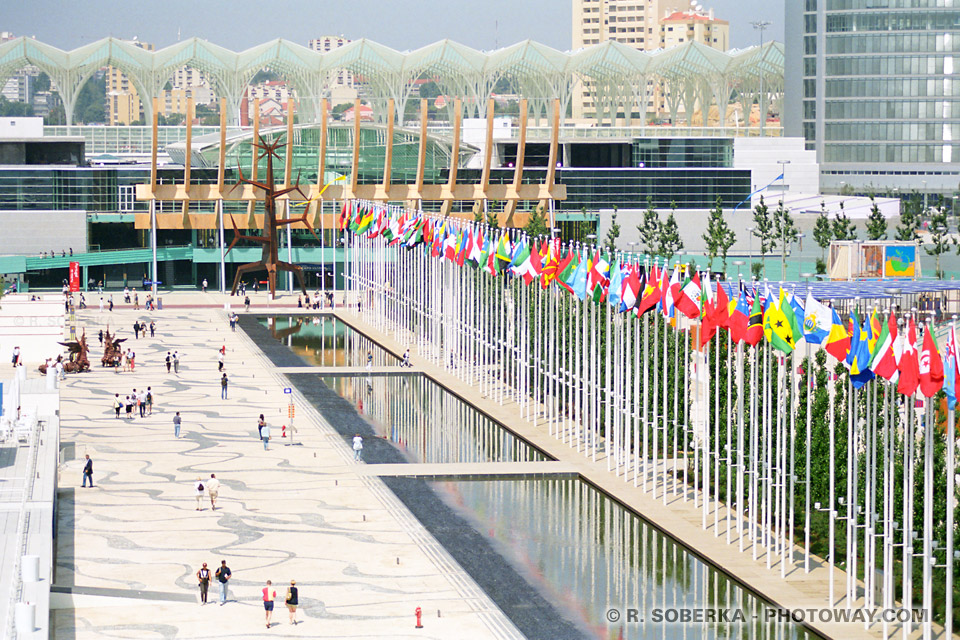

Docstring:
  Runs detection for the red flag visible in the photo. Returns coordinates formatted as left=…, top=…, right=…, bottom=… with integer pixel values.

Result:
left=898, top=318, right=920, bottom=396
left=635, top=264, right=662, bottom=316
left=713, top=281, right=731, bottom=330
left=918, top=324, right=944, bottom=398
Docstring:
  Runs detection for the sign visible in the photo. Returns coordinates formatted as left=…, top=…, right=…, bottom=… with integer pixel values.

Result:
left=283, top=387, right=292, bottom=394
left=143, top=280, right=163, bottom=286
left=68, top=261, right=80, bottom=292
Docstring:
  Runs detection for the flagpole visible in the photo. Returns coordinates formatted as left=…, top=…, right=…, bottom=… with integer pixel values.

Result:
left=922, top=321, right=933, bottom=640
left=642, top=263, right=651, bottom=492
left=725, top=311, right=733, bottom=544
left=737, top=337, right=745, bottom=550
left=663, top=282, right=671, bottom=505
left=946, top=329, right=955, bottom=639
left=674, top=307, right=682, bottom=500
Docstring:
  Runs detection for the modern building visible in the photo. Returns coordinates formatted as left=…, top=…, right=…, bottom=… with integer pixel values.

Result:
left=785, top=2, right=960, bottom=196
left=659, top=8, right=729, bottom=50
left=106, top=39, right=153, bottom=125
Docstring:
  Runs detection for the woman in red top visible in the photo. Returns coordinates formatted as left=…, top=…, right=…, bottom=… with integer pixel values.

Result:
left=262, top=580, right=276, bottom=629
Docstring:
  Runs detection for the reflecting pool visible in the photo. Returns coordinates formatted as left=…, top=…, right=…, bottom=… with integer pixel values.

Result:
left=260, top=316, right=398, bottom=367
left=320, top=374, right=546, bottom=465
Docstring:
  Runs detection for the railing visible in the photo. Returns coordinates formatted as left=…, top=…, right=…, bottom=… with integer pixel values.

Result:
left=4, top=420, right=41, bottom=640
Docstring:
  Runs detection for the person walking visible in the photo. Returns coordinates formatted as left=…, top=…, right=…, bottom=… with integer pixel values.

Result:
left=99, top=296, right=104, bottom=313
left=215, top=560, right=231, bottom=605
left=166, top=352, right=172, bottom=373
left=149, top=321, right=156, bottom=338
left=125, top=395, right=134, bottom=419
left=207, top=474, right=220, bottom=510
left=11, top=345, right=19, bottom=367
left=98, top=330, right=104, bottom=346
left=353, top=433, right=363, bottom=461
left=403, top=349, right=411, bottom=368
left=366, top=351, right=373, bottom=370
left=108, top=295, right=114, bottom=312
left=173, top=351, right=180, bottom=374
left=133, top=321, right=140, bottom=339
left=285, top=580, right=299, bottom=625
left=82, top=454, right=94, bottom=487
left=194, top=477, right=205, bottom=511
left=218, top=351, right=224, bottom=372
left=258, top=414, right=266, bottom=440
left=262, top=580, right=276, bottom=629
left=202, top=278, right=208, bottom=293
left=261, top=422, right=271, bottom=451
left=220, top=373, right=228, bottom=400
left=244, top=295, right=251, bottom=312
left=146, top=387, right=153, bottom=415
left=138, top=388, right=146, bottom=418
left=113, top=393, right=122, bottom=418
left=133, top=292, right=139, bottom=310
left=173, top=412, right=182, bottom=438
left=197, top=563, right=211, bottom=605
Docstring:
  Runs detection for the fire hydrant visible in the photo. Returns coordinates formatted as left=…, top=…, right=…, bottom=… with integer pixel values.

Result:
left=415, top=606, right=423, bottom=629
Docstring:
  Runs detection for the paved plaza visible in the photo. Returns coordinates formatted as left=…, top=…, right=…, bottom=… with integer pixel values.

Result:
left=52, top=293, right=521, bottom=639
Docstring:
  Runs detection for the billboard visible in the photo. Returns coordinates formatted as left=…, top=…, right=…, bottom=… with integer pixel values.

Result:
left=69, top=261, right=80, bottom=292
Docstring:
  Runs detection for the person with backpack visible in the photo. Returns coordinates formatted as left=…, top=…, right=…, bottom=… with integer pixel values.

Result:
left=194, top=477, right=205, bottom=511
left=113, top=393, right=122, bottom=419
left=215, top=560, right=231, bottom=605
left=220, top=373, right=228, bottom=400
left=197, top=563, right=211, bottom=605
left=145, top=387, right=153, bottom=415
left=165, top=352, right=172, bottom=373
left=285, top=580, right=299, bottom=625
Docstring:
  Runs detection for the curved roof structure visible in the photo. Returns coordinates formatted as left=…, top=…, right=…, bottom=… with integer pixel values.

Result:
left=0, top=36, right=783, bottom=127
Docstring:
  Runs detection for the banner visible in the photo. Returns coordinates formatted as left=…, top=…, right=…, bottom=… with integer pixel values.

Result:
left=69, top=261, right=80, bottom=292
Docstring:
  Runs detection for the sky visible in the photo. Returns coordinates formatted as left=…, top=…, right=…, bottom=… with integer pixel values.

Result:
left=6, top=0, right=784, bottom=53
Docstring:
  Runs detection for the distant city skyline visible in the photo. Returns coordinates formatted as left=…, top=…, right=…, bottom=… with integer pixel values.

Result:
left=7, top=0, right=783, bottom=52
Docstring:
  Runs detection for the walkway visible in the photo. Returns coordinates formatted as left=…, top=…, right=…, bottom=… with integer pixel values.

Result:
left=52, top=292, right=521, bottom=639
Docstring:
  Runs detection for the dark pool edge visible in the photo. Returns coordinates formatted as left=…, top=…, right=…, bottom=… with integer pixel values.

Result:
left=239, top=315, right=590, bottom=640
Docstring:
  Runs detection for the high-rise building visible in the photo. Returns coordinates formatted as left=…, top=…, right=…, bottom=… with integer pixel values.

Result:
left=571, top=1, right=723, bottom=122
left=106, top=39, right=153, bottom=125
left=308, top=36, right=355, bottom=88
left=785, top=2, right=960, bottom=195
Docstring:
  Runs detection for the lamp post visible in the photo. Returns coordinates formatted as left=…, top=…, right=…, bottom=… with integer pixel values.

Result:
left=751, top=20, right=771, bottom=135
left=777, top=159, right=791, bottom=196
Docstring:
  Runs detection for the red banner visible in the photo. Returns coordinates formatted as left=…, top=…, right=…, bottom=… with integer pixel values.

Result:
left=69, top=261, right=80, bottom=292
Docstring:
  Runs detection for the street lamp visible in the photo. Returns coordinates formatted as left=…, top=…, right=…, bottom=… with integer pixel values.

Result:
left=732, top=259, right=746, bottom=281
left=777, top=159, right=791, bottom=195
left=751, top=20, right=771, bottom=134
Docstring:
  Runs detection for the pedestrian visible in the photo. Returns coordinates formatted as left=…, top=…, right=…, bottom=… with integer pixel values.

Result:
left=125, top=395, right=134, bottom=419
left=138, top=388, right=146, bottom=417
left=262, top=580, right=277, bottom=629
left=133, top=291, right=139, bottom=310
left=129, top=349, right=136, bottom=371
left=124, top=286, right=130, bottom=303
left=207, top=473, right=220, bottom=510
left=202, top=278, right=208, bottom=293
left=113, top=393, right=122, bottom=418
left=108, top=295, right=114, bottom=312
left=215, top=560, right=231, bottom=605
left=244, top=296, right=251, bottom=312
left=285, top=580, right=299, bottom=625
left=403, top=349, right=411, bottom=368
left=353, top=433, right=363, bottom=461
left=166, top=352, right=172, bottom=373
left=11, top=345, right=19, bottom=367
left=220, top=373, right=228, bottom=400
left=173, top=411, right=182, bottom=438
left=82, top=454, right=94, bottom=487
left=146, top=386, right=153, bottom=415
left=195, top=476, right=205, bottom=510
left=366, top=351, right=372, bottom=370
left=133, top=321, right=140, bottom=339
left=261, top=422, right=271, bottom=451
left=56, top=358, right=65, bottom=381
left=149, top=321, right=156, bottom=338
left=197, top=563, right=211, bottom=605
left=98, top=329, right=104, bottom=346
left=99, top=296, right=104, bottom=312
left=218, top=351, right=224, bottom=372
left=258, top=414, right=266, bottom=439
left=173, top=351, right=180, bottom=374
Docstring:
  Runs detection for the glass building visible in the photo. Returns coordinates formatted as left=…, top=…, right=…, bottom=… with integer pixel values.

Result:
left=784, top=1, right=960, bottom=194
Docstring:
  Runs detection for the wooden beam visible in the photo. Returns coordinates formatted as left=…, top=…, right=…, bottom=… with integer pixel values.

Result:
left=182, top=97, right=193, bottom=219
left=217, top=97, right=226, bottom=193
left=414, top=98, right=428, bottom=195
left=440, top=98, right=462, bottom=216
left=351, top=98, right=361, bottom=197
left=503, top=98, right=528, bottom=224
left=284, top=99, right=294, bottom=187
left=150, top=97, right=158, bottom=194
left=541, top=98, right=561, bottom=213
left=480, top=98, right=495, bottom=194
left=382, top=98, right=395, bottom=192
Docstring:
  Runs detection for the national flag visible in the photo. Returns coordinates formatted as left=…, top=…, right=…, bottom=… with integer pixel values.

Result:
left=764, top=288, right=797, bottom=354
left=620, top=264, right=641, bottom=313
left=443, top=228, right=459, bottom=261
left=467, top=228, right=484, bottom=266
left=870, top=310, right=900, bottom=381
left=404, top=217, right=424, bottom=248
left=367, top=206, right=386, bottom=238
left=673, top=269, right=702, bottom=319
left=571, top=252, right=590, bottom=301
left=825, top=308, right=851, bottom=361
left=785, top=290, right=804, bottom=342
left=918, top=324, right=944, bottom=398
left=661, top=265, right=679, bottom=319
left=846, top=312, right=875, bottom=388
left=587, top=250, right=611, bottom=303
left=699, top=276, right=717, bottom=347
left=729, top=290, right=751, bottom=344
left=898, top=318, right=920, bottom=396
left=713, top=280, right=731, bottom=330
left=944, top=326, right=960, bottom=410
left=421, top=219, right=434, bottom=247
left=636, top=265, right=661, bottom=316
left=338, top=200, right=351, bottom=230
left=495, top=234, right=513, bottom=272
left=540, top=240, right=560, bottom=288
left=456, top=229, right=472, bottom=266
left=557, top=249, right=579, bottom=295
left=354, top=205, right=375, bottom=235
left=744, top=294, right=764, bottom=347
left=431, top=222, right=445, bottom=258
left=802, top=292, right=832, bottom=345
left=607, top=259, right=624, bottom=309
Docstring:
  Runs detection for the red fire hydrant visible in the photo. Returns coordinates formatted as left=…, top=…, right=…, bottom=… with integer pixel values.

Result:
left=415, top=606, right=423, bottom=629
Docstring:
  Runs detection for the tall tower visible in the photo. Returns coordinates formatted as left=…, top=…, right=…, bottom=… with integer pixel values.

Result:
left=106, top=39, right=153, bottom=125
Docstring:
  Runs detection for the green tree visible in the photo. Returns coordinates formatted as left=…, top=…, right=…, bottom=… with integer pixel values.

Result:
left=865, top=196, right=888, bottom=240
left=43, top=104, right=65, bottom=125
left=656, top=201, right=684, bottom=261
left=773, top=200, right=799, bottom=280
left=604, top=206, right=621, bottom=253
left=702, top=195, right=736, bottom=273
left=637, top=197, right=660, bottom=256
left=813, top=201, right=833, bottom=274
left=74, top=74, right=106, bottom=124
left=897, top=193, right=923, bottom=243
left=751, top=196, right=775, bottom=277
left=831, top=201, right=857, bottom=241
left=524, top=205, right=550, bottom=239
left=926, top=198, right=950, bottom=279
left=34, top=72, right=50, bottom=93
left=486, top=201, right=500, bottom=229
left=331, top=102, right=352, bottom=120
left=0, top=96, right=33, bottom=117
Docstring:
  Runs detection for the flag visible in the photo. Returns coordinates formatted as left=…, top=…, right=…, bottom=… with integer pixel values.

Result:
left=620, top=264, right=641, bottom=313
left=540, top=240, right=559, bottom=287
left=764, top=288, right=797, bottom=354
left=354, top=205, right=375, bottom=235
left=338, top=200, right=351, bottom=230
left=825, top=308, right=851, bottom=361
left=802, top=292, right=832, bottom=345
left=846, top=312, right=875, bottom=388
left=699, top=276, right=717, bottom=347
left=713, top=281, right=731, bottom=330
left=495, top=234, right=513, bottom=272
left=898, top=318, right=920, bottom=396
left=673, top=269, right=702, bottom=319
left=918, top=324, right=944, bottom=398
left=557, top=249, right=579, bottom=295
left=636, top=265, right=661, bottom=316
left=467, top=229, right=484, bottom=266
left=587, top=250, right=611, bottom=302
left=870, top=310, right=900, bottom=381
left=571, top=252, right=589, bottom=301
left=944, top=326, right=960, bottom=410
left=728, top=290, right=751, bottom=344
left=785, top=290, right=804, bottom=343
left=661, top=266, right=679, bottom=319
left=443, top=229, right=459, bottom=261
left=508, top=240, right=529, bottom=277
left=744, top=294, right=764, bottom=346
left=607, top=259, right=624, bottom=309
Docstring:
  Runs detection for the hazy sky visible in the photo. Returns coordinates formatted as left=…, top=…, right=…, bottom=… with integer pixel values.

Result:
left=7, top=0, right=784, bottom=52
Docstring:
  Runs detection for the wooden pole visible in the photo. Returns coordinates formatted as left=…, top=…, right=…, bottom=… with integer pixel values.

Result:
left=503, top=98, right=528, bottom=224
left=441, top=98, right=462, bottom=216
left=414, top=98, right=428, bottom=200
left=479, top=98, right=495, bottom=220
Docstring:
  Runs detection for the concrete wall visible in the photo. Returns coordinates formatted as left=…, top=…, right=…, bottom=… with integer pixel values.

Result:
left=0, top=211, right=86, bottom=257
left=734, top=137, right=819, bottom=195
left=0, top=117, right=44, bottom=138
left=0, top=297, right=66, bottom=368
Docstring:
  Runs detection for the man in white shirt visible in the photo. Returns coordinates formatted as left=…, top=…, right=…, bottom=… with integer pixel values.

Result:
left=206, top=474, right=221, bottom=510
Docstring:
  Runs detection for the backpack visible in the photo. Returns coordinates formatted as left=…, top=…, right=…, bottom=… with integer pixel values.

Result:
left=198, top=483, right=204, bottom=491
left=146, top=392, right=152, bottom=403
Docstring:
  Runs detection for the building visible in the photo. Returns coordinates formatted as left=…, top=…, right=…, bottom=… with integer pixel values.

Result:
left=309, top=36, right=355, bottom=88
left=659, top=8, right=728, bottom=50
left=785, top=3, right=960, bottom=197
left=106, top=39, right=153, bottom=125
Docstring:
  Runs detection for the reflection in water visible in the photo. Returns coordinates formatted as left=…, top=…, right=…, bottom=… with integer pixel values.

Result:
left=262, top=316, right=398, bottom=367
left=432, top=478, right=816, bottom=640
left=321, top=375, right=546, bottom=464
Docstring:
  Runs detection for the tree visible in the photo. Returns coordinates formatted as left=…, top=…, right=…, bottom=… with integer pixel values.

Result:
left=0, top=96, right=33, bottom=117
left=865, top=196, right=888, bottom=240
left=896, top=193, right=922, bottom=243
left=524, top=205, right=550, bottom=239
left=34, top=72, right=50, bottom=93
left=331, top=102, right=352, bottom=120
left=604, top=206, right=621, bottom=253
left=486, top=201, right=500, bottom=229
left=637, top=197, right=659, bottom=256
left=773, top=200, right=799, bottom=280
left=75, top=74, right=106, bottom=124
left=702, top=195, right=736, bottom=274
left=926, top=197, right=950, bottom=279
left=751, top=196, right=775, bottom=277
left=656, top=201, right=684, bottom=261
left=44, top=105, right=65, bottom=125
left=831, top=201, right=857, bottom=241
left=813, top=202, right=833, bottom=275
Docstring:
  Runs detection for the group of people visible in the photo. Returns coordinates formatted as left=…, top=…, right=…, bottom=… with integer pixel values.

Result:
left=193, top=473, right=220, bottom=510
left=113, top=388, right=153, bottom=418
left=165, top=351, right=181, bottom=374
left=39, top=248, right=73, bottom=258
left=296, top=291, right=334, bottom=310
left=195, top=561, right=299, bottom=627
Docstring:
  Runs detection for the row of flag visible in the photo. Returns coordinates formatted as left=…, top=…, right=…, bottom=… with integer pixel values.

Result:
left=341, top=201, right=960, bottom=406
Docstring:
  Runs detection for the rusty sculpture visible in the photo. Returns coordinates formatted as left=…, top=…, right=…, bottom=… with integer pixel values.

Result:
left=101, top=327, right=127, bottom=368
left=227, top=134, right=321, bottom=298
left=39, top=330, right=91, bottom=374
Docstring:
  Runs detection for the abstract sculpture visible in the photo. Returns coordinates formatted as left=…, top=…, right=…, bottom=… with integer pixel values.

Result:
left=39, top=330, right=91, bottom=374
left=101, top=327, right=127, bottom=368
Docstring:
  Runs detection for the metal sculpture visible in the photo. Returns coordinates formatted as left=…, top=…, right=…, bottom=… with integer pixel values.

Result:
left=226, top=134, right=321, bottom=298
left=39, top=330, right=91, bottom=374
left=101, top=327, right=127, bottom=368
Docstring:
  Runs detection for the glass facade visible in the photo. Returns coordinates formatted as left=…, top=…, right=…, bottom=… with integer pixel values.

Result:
left=800, top=1, right=960, bottom=176
left=631, top=138, right=733, bottom=168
